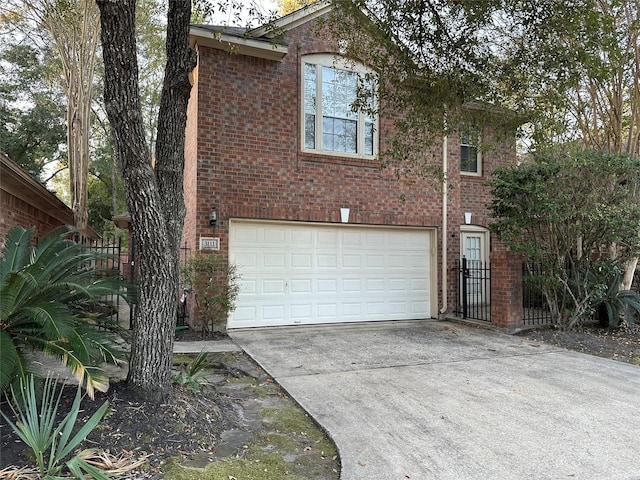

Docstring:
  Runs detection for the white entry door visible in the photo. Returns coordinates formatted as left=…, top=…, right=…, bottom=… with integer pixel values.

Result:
left=461, top=229, right=489, bottom=305
left=228, top=220, right=435, bottom=328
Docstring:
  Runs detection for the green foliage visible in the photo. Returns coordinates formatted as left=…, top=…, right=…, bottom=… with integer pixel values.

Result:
left=326, top=0, right=639, bottom=176
left=0, top=374, right=110, bottom=480
left=489, top=149, right=640, bottom=329
left=180, top=253, right=240, bottom=335
left=0, top=225, right=127, bottom=397
left=0, top=42, right=66, bottom=177
left=171, top=350, right=210, bottom=394
left=596, top=272, right=640, bottom=328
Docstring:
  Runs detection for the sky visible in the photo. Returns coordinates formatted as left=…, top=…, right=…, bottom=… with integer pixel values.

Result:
left=208, top=0, right=279, bottom=26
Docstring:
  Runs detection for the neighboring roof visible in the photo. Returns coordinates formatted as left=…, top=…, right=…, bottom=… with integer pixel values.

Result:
left=190, top=24, right=289, bottom=61
left=0, top=151, right=100, bottom=238
left=1, top=151, right=74, bottom=226
left=189, top=0, right=332, bottom=61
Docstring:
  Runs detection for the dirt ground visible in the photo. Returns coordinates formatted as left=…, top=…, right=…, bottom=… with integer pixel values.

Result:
left=1, top=321, right=639, bottom=479
left=518, top=320, right=640, bottom=366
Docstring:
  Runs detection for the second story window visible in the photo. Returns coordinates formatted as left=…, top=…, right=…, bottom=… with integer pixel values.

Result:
left=303, top=55, right=376, bottom=157
left=460, top=132, right=481, bottom=175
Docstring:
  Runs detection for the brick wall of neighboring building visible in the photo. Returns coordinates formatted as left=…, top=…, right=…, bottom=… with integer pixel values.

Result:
left=0, top=191, right=69, bottom=248
left=0, top=153, right=79, bottom=250
left=184, top=16, right=517, bottom=314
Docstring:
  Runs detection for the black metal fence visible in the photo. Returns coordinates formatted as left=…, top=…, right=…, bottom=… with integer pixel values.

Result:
left=522, top=263, right=553, bottom=326
left=177, top=243, right=191, bottom=326
left=80, top=236, right=126, bottom=326
left=455, top=257, right=491, bottom=321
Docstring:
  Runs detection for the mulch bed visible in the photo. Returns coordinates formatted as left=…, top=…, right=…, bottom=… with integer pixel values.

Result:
left=0, top=345, right=249, bottom=478
left=518, top=321, right=640, bottom=365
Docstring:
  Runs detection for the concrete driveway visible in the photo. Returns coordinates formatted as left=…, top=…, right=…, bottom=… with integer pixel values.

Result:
left=231, top=320, right=640, bottom=480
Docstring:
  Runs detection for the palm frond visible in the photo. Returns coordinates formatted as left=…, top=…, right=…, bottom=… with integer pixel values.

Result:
left=0, top=226, right=34, bottom=288
left=1, top=226, right=127, bottom=395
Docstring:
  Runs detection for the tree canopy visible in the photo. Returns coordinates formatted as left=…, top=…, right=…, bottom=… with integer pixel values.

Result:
left=328, top=0, right=639, bottom=169
left=488, top=149, right=640, bottom=329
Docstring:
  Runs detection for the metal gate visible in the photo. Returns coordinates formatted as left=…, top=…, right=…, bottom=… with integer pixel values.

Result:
left=456, top=257, right=491, bottom=321
left=80, top=236, right=126, bottom=326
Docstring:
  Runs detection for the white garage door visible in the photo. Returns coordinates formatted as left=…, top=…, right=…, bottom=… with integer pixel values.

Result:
left=228, top=220, right=434, bottom=328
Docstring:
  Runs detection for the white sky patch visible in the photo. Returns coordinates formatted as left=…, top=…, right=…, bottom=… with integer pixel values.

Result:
left=208, top=0, right=279, bottom=27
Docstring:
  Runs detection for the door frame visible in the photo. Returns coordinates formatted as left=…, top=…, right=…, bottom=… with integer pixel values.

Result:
left=460, top=226, right=490, bottom=308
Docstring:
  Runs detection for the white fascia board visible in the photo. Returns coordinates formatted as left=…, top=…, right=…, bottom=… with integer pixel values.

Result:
left=190, top=27, right=288, bottom=61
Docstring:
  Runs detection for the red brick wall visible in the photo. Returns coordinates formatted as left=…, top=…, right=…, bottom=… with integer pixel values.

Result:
left=0, top=191, right=68, bottom=249
left=490, top=250, right=524, bottom=329
left=183, top=17, right=518, bottom=314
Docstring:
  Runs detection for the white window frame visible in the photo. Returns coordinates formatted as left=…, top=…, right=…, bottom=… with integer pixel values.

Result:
left=301, top=54, right=378, bottom=159
left=460, top=132, right=482, bottom=176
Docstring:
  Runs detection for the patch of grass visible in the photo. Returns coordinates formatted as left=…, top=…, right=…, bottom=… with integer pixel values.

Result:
left=261, top=405, right=325, bottom=443
left=227, top=377, right=279, bottom=398
left=161, top=451, right=307, bottom=480
left=161, top=401, right=339, bottom=480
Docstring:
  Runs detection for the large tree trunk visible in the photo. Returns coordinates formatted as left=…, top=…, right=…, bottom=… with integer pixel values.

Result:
left=97, top=0, right=196, bottom=403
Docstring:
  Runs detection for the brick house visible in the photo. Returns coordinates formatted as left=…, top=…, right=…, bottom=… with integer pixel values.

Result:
left=0, top=151, right=98, bottom=248
left=183, top=3, right=522, bottom=330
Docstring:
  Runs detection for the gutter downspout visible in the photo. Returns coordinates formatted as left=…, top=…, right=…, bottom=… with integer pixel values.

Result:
left=440, top=135, right=448, bottom=315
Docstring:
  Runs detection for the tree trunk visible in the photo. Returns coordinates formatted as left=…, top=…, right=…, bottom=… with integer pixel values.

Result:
left=39, top=0, right=100, bottom=236
left=97, top=0, right=196, bottom=403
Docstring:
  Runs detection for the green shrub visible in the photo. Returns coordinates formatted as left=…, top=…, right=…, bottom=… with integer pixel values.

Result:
left=0, top=225, right=127, bottom=397
left=180, top=252, right=239, bottom=335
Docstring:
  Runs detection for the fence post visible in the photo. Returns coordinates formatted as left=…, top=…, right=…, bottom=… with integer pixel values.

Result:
left=490, top=250, right=523, bottom=331
left=461, top=257, right=468, bottom=319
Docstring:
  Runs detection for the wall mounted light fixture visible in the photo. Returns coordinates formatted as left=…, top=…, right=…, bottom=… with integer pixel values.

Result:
left=208, top=207, right=217, bottom=226
left=464, top=212, right=472, bottom=225
left=340, top=207, right=350, bottom=223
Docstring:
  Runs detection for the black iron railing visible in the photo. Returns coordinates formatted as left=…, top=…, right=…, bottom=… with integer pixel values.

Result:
left=522, top=262, right=553, bottom=326
left=455, top=257, right=491, bottom=321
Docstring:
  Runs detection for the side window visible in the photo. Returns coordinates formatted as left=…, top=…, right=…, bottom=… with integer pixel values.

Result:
left=460, top=132, right=481, bottom=175
left=302, top=55, right=376, bottom=158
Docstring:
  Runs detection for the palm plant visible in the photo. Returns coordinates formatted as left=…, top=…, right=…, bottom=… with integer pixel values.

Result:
left=596, top=272, right=640, bottom=328
left=0, top=225, right=127, bottom=398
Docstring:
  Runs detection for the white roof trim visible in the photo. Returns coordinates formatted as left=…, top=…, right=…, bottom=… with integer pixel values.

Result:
left=190, top=26, right=289, bottom=61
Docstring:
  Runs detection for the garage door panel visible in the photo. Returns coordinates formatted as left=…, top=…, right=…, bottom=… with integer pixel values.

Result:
left=290, top=279, right=312, bottom=293
left=343, top=278, right=362, bottom=292
left=291, top=254, right=312, bottom=268
left=263, top=254, right=286, bottom=268
left=317, top=303, right=338, bottom=318
left=318, top=279, right=338, bottom=293
left=263, top=228, right=286, bottom=244
left=240, top=279, right=257, bottom=294
left=366, top=255, right=385, bottom=268
left=262, top=279, right=285, bottom=294
left=291, top=229, right=313, bottom=244
left=317, top=254, right=338, bottom=268
left=229, top=221, right=433, bottom=328
left=317, top=230, right=339, bottom=246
